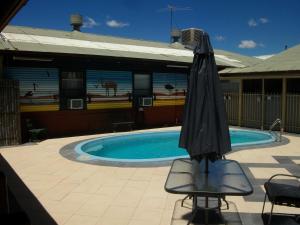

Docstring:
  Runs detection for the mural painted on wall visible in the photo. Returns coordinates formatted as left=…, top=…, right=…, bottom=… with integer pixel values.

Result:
left=86, top=70, right=132, bottom=109
left=6, top=67, right=59, bottom=112
left=153, top=73, right=187, bottom=106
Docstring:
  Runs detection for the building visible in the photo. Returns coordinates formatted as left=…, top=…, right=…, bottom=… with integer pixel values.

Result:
left=220, top=44, right=300, bottom=133
left=0, top=24, right=259, bottom=144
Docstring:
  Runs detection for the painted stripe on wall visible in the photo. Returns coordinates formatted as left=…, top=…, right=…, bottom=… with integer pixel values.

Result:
left=87, top=102, right=132, bottom=110
left=20, top=104, right=59, bottom=112
left=153, top=99, right=185, bottom=106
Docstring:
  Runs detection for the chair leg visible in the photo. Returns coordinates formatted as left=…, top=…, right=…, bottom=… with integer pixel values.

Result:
left=267, top=203, right=275, bottom=225
left=261, top=193, right=267, bottom=216
left=181, top=195, right=192, bottom=207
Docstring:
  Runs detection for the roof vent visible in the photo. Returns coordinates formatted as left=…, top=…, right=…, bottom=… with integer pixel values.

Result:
left=171, top=29, right=181, bottom=43
left=181, top=28, right=203, bottom=48
left=70, top=14, right=83, bottom=31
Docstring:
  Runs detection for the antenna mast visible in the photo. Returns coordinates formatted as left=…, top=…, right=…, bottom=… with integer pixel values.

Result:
left=165, top=5, right=191, bottom=43
left=169, top=5, right=174, bottom=42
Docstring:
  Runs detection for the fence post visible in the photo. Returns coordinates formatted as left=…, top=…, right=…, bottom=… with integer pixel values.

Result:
left=261, top=79, right=265, bottom=130
left=281, top=78, right=286, bottom=132
left=238, top=79, right=243, bottom=126
left=0, top=56, right=3, bottom=79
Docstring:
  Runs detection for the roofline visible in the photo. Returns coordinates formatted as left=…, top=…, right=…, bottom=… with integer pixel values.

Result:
left=1, top=49, right=192, bottom=65
left=0, top=0, right=28, bottom=32
left=220, top=70, right=300, bottom=78
left=3, top=25, right=185, bottom=49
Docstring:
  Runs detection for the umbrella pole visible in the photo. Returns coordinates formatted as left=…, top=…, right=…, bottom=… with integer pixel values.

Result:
left=205, top=156, right=209, bottom=174
left=205, top=156, right=209, bottom=224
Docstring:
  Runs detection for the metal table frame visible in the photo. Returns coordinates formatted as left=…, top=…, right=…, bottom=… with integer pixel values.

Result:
left=164, top=158, right=253, bottom=225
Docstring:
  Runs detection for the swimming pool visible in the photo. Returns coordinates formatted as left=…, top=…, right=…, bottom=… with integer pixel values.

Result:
left=75, top=129, right=275, bottom=163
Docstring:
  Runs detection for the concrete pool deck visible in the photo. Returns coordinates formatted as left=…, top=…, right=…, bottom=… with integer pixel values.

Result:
left=0, top=126, right=299, bottom=225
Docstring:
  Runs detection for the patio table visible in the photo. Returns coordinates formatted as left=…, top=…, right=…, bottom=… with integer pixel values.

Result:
left=164, top=158, right=253, bottom=225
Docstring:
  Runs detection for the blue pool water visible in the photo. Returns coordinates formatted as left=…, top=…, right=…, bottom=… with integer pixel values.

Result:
left=75, top=130, right=275, bottom=162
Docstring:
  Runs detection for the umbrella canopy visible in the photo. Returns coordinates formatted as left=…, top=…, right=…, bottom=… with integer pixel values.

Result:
left=179, top=31, right=231, bottom=162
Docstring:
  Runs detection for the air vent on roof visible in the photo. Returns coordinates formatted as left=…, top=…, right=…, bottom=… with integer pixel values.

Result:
left=181, top=28, right=203, bottom=48
left=70, top=14, right=83, bottom=31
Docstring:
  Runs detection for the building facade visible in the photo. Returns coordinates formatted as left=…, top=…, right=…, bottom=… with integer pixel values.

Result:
left=220, top=44, right=300, bottom=133
left=0, top=25, right=259, bottom=143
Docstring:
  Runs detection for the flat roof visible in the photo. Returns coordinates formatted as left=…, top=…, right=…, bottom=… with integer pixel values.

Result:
left=0, top=25, right=260, bottom=68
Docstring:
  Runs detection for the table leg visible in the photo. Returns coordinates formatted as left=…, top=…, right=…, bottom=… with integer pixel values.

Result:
left=205, top=196, right=209, bottom=225
left=187, top=195, right=198, bottom=225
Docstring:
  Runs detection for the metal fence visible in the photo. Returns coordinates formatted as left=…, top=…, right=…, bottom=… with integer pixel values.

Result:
left=264, top=94, right=281, bottom=129
left=285, top=94, right=300, bottom=133
left=223, top=93, right=293, bottom=131
left=241, top=93, right=262, bottom=128
left=0, top=80, right=21, bottom=146
left=224, top=92, right=239, bottom=125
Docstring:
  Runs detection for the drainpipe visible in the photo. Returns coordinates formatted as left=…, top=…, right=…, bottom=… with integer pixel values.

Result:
left=238, top=79, right=243, bottom=127
left=281, top=78, right=287, bottom=132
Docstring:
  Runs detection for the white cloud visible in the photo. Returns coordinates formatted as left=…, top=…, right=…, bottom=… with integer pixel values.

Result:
left=238, top=40, right=257, bottom=49
left=83, top=17, right=99, bottom=28
left=248, top=17, right=269, bottom=27
left=259, top=17, right=269, bottom=24
left=215, top=35, right=225, bottom=41
left=248, top=19, right=258, bottom=27
left=106, top=20, right=129, bottom=28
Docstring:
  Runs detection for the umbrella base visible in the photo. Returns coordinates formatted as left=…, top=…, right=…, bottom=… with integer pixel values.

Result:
left=171, top=198, right=242, bottom=225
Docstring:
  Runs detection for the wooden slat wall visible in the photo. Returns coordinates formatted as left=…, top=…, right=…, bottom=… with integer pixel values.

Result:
left=0, top=79, right=21, bottom=146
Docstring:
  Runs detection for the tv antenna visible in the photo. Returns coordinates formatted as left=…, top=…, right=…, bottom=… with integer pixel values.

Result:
left=158, top=5, right=192, bottom=42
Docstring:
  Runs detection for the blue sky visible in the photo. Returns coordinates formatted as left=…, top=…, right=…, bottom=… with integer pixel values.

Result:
left=9, top=0, right=300, bottom=56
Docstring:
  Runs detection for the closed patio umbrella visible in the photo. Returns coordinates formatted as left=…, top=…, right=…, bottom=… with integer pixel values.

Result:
left=179, top=30, right=231, bottom=172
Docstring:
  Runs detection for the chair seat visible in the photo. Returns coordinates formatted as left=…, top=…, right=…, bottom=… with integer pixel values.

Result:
left=264, top=182, right=300, bottom=207
left=262, top=213, right=300, bottom=225
left=28, top=128, right=46, bottom=133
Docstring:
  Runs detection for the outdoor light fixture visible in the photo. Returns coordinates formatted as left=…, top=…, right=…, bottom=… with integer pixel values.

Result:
left=13, top=56, right=54, bottom=62
left=166, top=64, right=189, bottom=69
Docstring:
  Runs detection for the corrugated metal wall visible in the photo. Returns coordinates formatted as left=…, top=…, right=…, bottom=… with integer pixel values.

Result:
left=5, top=67, right=59, bottom=112
left=86, top=70, right=132, bottom=109
left=152, top=73, right=187, bottom=106
left=0, top=80, right=21, bottom=146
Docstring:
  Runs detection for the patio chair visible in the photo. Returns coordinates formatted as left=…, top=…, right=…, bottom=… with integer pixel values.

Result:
left=262, top=174, right=300, bottom=225
left=25, top=119, right=47, bottom=142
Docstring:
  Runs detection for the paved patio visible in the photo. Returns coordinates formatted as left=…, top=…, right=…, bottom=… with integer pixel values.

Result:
left=0, top=127, right=299, bottom=225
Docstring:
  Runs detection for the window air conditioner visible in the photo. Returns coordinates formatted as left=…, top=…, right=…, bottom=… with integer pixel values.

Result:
left=69, top=99, right=83, bottom=109
left=140, top=97, right=153, bottom=107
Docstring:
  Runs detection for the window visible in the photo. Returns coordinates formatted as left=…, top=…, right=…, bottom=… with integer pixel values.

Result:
left=133, top=73, right=152, bottom=107
left=133, top=74, right=152, bottom=96
left=60, top=71, right=85, bottom=110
